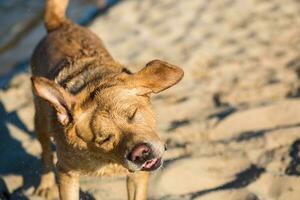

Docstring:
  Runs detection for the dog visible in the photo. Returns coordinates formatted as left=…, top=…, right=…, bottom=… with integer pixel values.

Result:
left=30, top=0, right=183, bottom=199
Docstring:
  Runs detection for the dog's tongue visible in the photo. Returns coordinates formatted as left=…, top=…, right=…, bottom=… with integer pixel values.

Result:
left=142, top=158, right=159, bottom=169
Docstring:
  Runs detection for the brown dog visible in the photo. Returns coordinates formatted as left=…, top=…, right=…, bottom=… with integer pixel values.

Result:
left=30, top=0, right=183, bottom=199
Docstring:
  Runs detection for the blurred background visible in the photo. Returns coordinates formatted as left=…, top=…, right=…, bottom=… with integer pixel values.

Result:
left=1, top=0, right=300, bottom=199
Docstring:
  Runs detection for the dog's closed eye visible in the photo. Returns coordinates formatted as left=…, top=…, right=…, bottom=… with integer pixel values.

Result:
left=127, top=108, right=138, bottom=122
left=95, top=134, right=113, bottom=147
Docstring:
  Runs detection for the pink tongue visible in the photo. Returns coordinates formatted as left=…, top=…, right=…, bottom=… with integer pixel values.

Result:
left=143, top=158, right=158, bottom=169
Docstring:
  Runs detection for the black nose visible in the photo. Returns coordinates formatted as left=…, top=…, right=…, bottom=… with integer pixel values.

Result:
left=128, top=143, right=152, bottom=164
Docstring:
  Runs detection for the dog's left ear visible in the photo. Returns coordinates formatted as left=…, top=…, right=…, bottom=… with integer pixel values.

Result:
left=129, top=60, right=184, bottom=95
left=31, top=76, right=75, bottom=126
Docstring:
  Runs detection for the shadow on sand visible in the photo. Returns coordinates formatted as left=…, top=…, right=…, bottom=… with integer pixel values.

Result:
left=0, top=101, right=40, bottom=199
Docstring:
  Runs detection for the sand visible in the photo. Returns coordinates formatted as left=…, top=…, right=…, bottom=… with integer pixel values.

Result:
left=2, top=0, right=300, bottom=199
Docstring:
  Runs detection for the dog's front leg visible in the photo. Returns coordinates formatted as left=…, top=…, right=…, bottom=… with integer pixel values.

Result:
left=58, top=168, right=79, bottom=200
left=127, top=171, right=149, bottom=200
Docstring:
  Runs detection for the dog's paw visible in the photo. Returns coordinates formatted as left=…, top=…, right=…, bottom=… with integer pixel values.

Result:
left=33, top=172, right=58, bottom=199
left=34, top=184, right=59, bottom=200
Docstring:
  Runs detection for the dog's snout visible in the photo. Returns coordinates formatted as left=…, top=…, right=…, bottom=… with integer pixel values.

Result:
left=126, top=141, right=165, bottom=171
left=128, top=143, right=151, bottom=164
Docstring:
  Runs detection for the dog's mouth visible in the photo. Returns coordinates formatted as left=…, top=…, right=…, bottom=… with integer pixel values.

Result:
left=124, top=156, right=163, bottom=172
left=141, top=157, right=162, bottom=171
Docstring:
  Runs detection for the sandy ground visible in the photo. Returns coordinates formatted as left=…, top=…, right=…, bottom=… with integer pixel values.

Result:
left=2, top=0, right=300, bottom=199
left=0, top=0, right=103, bottom=77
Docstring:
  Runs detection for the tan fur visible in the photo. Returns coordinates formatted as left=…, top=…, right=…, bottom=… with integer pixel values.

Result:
left=44, top=0, right=69, bottom=31
left=31, top=0, right=183, bottom=199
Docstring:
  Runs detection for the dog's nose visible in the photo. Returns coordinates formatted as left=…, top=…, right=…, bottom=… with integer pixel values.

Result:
left=128, top=143, right=151, bottom=164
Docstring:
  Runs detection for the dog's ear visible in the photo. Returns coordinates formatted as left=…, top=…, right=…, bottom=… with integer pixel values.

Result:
left=129, top=60, right=184, bottom=95
left=31, top=76, right=75, bottom=126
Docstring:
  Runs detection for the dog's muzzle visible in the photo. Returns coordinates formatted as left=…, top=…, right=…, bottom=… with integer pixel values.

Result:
left=126, top=143, right=164, bottom=171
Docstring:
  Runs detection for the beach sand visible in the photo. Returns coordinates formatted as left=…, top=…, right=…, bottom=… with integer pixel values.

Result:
left=2, top=0, right=300, bottom=199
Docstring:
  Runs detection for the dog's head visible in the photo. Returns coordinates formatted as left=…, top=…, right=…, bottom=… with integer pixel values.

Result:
left=31, top=60, right=183, bottom=172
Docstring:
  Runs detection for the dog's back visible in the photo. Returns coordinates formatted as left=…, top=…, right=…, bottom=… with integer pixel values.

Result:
left=31, top=0, right=121, bottom=83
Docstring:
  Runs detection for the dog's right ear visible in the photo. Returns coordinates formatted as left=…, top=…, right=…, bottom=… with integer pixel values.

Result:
left=31, top=76, right=75, bottom=126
